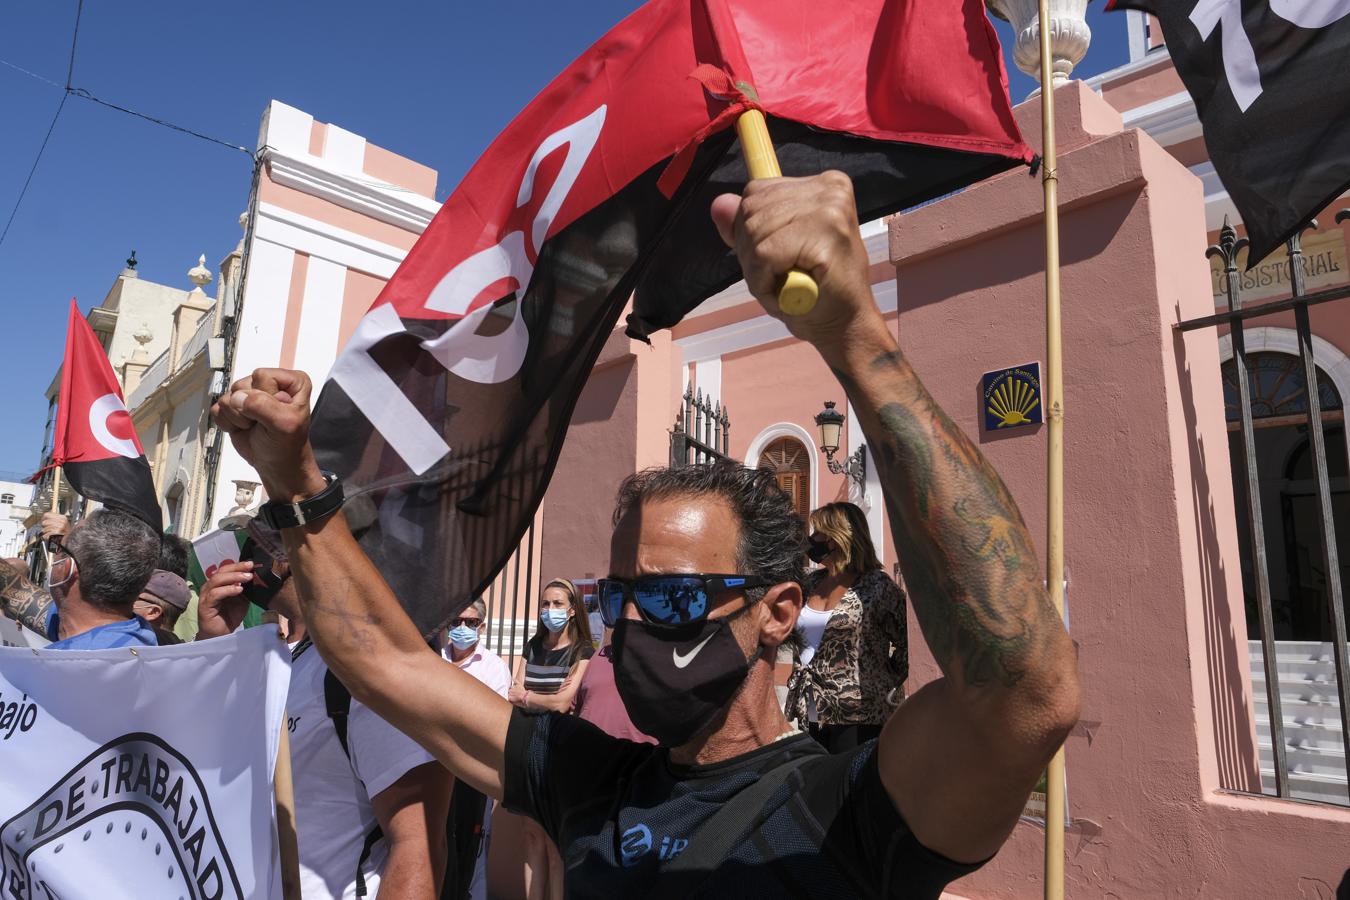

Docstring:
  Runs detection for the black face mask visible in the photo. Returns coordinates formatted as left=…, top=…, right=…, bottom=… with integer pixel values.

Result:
left=806, top=539, right=831, bottom=564
left=611, top=603, right=758, bottom=746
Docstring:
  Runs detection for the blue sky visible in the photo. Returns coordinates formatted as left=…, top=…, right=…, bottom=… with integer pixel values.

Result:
left=0, top=2, right=1130, bottom=475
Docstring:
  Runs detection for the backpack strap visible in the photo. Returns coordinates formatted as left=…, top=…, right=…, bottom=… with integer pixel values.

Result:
left=647, top=751, right=815, bottom=899
left=316, top=652, right=384, bottom=897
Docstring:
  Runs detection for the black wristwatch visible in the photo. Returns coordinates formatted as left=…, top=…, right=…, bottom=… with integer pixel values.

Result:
left=258, top=471, right=345, bottom=530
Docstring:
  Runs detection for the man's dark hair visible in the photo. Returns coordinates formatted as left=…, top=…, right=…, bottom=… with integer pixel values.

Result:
left=64, top=509, right=160, bottom=607
left=613, top=463, right=807, bottom=597
left=158, top=534, right=191, bottom=579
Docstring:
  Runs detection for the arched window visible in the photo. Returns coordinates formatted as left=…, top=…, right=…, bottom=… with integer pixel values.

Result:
left=757, top=436, right=811, bottom=520
left=1222, top=352, right=1341, bottom=424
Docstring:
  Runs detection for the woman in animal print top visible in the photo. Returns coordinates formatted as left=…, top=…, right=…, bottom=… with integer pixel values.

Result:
left=785, top=502, right=908, bottom=753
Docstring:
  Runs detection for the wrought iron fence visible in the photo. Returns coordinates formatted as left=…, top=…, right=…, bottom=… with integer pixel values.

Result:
left=1180, top=210, right=1350, bottom=804
left=670, top=388, right=732, bottom=467
left=479, top=510, right=543, bottom=671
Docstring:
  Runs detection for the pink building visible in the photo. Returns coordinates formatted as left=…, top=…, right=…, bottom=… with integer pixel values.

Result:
left=512, top=13, right=1350, bottom=899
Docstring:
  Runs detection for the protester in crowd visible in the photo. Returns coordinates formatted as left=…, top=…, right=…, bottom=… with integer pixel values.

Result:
left=212, top=172, right=1080, bottom=897
left=785, top=501, right=908, bottom=752
left=127, top=534, right=193, bottom=645
left=510, top=578, right=593, bottom=712
left=574, top=625, right=656, bottom=744
left=1, top=508, right=160, bottom=650
left=198, top=549, right=451, bottom=899
left=134, top=568, right=191, bottom=645
left=508, top=578, right=592, bottom=900
left=439, top=598, right=509, bottom=900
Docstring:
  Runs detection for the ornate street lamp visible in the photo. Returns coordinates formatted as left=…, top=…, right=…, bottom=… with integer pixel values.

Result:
left=813, top=401, right=866, bottom=490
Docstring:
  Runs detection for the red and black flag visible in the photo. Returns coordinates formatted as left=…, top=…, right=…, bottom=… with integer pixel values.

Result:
left=43, top=300, right=162, bottom=531
left=1108, top=0, right=1350, bottom=264
left=309, top=0, right=1030, bottom=635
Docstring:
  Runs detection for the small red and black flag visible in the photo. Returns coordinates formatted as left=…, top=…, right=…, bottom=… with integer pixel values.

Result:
left=1107, top=0, right=1350, bottom=264
left=310, top=0, right=1030, bottom=635
left=42, top=300, right=162, bottom=531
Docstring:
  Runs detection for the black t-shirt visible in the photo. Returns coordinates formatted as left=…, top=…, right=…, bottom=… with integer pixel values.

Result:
left=503, top=709, right=981, bottom=899
left=523, top=635, right=594, bottom=694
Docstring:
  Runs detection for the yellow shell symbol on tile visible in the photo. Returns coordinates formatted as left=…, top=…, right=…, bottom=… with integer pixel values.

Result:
left=987, top=375, right=1040, bottom=428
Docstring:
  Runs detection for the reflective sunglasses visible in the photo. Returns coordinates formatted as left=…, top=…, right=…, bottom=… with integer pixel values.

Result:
left=597, top=574, right=769, bottom=628
left=450, top=616, right=484, bottom=629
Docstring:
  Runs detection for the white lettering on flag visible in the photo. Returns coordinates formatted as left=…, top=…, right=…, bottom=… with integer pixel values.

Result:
left=329, top=106, right=606, bottom=475
left=1192, top=0, right=1350, bottom=111
left=0, top=628, right=290, bottom=899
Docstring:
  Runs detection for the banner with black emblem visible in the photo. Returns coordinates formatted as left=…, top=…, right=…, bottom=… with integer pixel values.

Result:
left=0, top=628, right=290, bottom=899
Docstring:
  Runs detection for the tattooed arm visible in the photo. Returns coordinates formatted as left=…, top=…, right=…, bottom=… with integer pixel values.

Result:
left=0, top=559, right=54, bottom=637
left=712, top=173, right=1080, bottom=863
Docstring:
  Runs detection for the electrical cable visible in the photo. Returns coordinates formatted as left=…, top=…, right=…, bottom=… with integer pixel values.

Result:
left=68, top=88, right=252, bottom=155
left=0, top=58, right=64, bottom=90
left=65, top=0, right=83, bottom=89
left=0, top=93, right=68, bottom=249
left=0, top=0, right=250, bottom=252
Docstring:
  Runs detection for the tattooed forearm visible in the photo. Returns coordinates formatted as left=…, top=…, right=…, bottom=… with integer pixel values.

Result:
left=0, top=563, right=54, bottom=636
left=834, top=348, right=1061, bottom=692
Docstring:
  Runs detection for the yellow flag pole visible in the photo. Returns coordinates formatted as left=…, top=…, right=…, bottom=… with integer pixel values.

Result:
left=1036, top=0, right=1068, bottom=898
left=48, top=466, right=63, bottom=515
left=735, top=109, right=820, bottom=316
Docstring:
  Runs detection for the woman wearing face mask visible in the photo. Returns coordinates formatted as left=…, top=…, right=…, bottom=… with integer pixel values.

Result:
left=508, top=578, right=592, bottom=900
left=785, top=502, right=908, bottom=753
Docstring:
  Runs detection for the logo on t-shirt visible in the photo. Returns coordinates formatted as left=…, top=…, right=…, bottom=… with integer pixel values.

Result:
left=0, top=732, right=243, bottom=899
left=619, top=823, right=688, bottom=866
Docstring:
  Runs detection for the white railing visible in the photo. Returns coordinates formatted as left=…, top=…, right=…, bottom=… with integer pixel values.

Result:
left=1249, top=640, right=1349, bottom=805
left=126, top=349, right=170, bottom=411
left=178, top=308, right=216, bottom=373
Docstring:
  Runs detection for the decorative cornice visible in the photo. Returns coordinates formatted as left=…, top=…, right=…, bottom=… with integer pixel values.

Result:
left=1120, top=90, right=1202, bottom=147
left=262, top=146, right=440, bottom=234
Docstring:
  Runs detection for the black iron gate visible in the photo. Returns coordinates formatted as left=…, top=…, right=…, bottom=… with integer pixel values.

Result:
left=1180, top=210, right=1350, bottom=804
left=670, top=387, right=732, bottom=467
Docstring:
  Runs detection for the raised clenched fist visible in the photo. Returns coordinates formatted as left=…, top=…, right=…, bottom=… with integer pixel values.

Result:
left=710, top=171, right=884, bottom=355
left=210, top=368, right=326, bottom=503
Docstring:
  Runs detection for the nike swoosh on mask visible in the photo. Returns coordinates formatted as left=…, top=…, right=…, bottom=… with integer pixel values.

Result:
left=672, top=632, right=717, bottom=669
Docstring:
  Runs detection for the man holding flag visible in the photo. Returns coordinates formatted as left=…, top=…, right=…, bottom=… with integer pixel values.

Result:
left=213, top=173, right=1080, bottom=896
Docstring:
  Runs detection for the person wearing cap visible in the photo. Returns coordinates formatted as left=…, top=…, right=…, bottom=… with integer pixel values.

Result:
left=134, top=569, right=190, bottom=645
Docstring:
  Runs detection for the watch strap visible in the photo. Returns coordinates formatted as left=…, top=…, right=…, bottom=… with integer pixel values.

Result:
left=259, top=472, right=344, bottom=530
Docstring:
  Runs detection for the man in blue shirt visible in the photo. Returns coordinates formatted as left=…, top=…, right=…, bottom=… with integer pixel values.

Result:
left=2, top=508, right=160, bottom=650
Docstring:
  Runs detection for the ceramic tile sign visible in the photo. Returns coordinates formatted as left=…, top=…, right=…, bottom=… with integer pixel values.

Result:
left=982, top=362, right=1043, bottom=432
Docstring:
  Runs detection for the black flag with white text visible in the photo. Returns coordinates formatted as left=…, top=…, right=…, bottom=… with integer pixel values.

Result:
left=1108, top=0, right=1350, bottom=264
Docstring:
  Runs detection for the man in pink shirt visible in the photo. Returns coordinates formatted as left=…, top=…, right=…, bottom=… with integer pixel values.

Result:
left=575, top=628, right=655, bottom=745
left=441, top=599, right=510, bottom=900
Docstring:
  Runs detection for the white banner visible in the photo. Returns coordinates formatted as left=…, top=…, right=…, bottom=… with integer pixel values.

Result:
left=0, top=627, right=290, bottom=899
left=0, top=617, right=48, bottom=649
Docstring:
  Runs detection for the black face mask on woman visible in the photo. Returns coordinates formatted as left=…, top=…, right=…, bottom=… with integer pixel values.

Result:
left=611, top=603, right=760, bottom=746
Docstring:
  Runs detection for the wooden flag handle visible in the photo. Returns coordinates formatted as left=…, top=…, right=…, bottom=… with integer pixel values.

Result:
left=734, top=109, right=819, bottom=316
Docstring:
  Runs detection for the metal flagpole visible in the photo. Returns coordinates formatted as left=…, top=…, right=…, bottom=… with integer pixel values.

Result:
left=735, top=109, right=820, bottom=315
left=1036, top=0, right=1067, bottom=897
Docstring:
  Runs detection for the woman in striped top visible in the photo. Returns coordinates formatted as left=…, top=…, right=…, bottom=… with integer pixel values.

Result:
left=508, top=578, right=593, bottom=900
